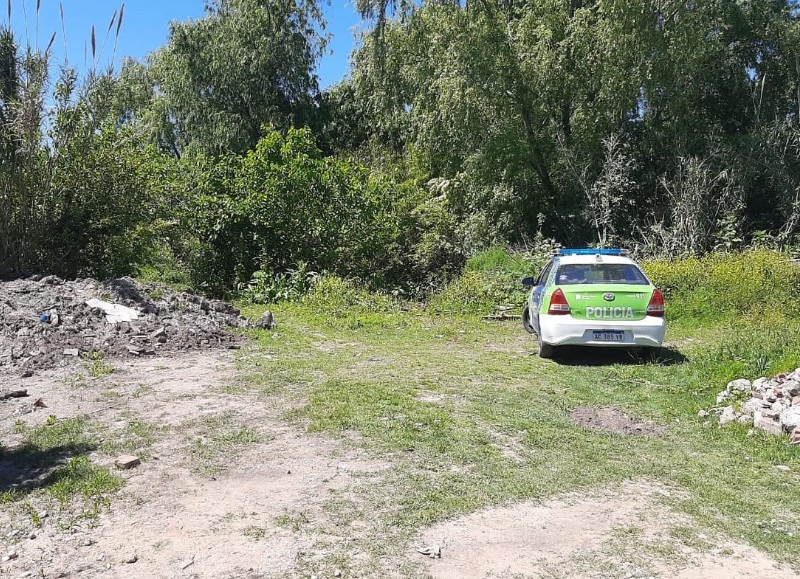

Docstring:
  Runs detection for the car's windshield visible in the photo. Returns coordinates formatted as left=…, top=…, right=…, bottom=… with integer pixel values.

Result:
left=555, top=263, right=649, bottom=285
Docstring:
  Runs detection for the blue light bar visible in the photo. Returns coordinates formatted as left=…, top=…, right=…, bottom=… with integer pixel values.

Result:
left=556, top=248, right=627, bottom=256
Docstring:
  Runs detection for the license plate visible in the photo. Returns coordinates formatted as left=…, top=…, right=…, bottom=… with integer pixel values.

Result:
left=592, top=330, right=625, bottom=342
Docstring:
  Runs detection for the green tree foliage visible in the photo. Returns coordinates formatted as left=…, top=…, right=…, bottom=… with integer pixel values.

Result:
left=0, top=26, right=159, bottom=279
left=347, top=0, right=800, bottom=253
left=145, top=0, right=327, bottom=156
left=174, top=127, right=460, bottom=295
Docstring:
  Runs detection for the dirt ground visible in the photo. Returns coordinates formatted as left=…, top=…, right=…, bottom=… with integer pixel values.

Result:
left=1, top=350, right=797, bottom=578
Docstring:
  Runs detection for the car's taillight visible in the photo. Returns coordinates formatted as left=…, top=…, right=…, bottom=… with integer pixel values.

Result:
left=647, top=289, right=665, bottom=317
left=548, top=289, right=571, bottom=315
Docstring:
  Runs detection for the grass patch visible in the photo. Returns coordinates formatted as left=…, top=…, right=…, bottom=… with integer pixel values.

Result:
left=99, top=418, right=164, bottom=459
left=2, top=417, right=123, bottom=519
left=187, top=413, right=264, bottom=475
left=242, top=301, right=800, bottom=573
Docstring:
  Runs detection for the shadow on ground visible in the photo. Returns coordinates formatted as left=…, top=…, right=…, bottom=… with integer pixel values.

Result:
left=0, top=441, right=97, bottom=494
left=553, top=346, right=688, bottom=367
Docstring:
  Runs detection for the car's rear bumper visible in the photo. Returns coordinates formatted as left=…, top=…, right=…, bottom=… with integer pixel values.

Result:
left=539, top=314, right=665, bottom=347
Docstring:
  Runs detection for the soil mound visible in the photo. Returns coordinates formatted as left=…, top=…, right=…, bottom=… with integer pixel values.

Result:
left=570, top=406, right=664, bottom=436
left=0, top=276, right=250, bottom=375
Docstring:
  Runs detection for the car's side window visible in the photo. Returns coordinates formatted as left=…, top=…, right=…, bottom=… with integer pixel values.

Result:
left=536, top=262, right=553, bottom=286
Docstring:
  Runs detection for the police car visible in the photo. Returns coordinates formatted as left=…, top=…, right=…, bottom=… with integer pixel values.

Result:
left=522, top=249, right=665, bottom=358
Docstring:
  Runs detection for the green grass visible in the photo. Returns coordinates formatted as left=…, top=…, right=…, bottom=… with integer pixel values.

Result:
left=187, top=412, right=265, bottom=475
left=241, top=301, right=800, bottom=574
left=4, top=417, right=123, bottom=519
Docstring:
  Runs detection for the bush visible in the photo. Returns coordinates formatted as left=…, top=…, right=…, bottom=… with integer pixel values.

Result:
left=643, top=249, right=800, bottom=320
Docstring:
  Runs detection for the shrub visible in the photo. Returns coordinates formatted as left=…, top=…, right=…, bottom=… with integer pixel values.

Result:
left=643, top=249, right=800, bottom=320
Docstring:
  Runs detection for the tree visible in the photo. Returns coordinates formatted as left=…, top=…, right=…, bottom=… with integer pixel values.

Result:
left=146, top=0, right=327, bottom=156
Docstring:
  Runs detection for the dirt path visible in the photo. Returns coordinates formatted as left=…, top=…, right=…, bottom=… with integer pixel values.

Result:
left=2, top=351, right=797, bottom=578
left=0, top=351, right=386, bottom=578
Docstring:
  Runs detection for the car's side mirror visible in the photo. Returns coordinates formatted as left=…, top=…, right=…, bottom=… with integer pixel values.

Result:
left=522, top=276, right=535, bottom=288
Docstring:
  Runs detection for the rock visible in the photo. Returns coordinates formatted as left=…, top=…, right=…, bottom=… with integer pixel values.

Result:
left=253, top=310, right=277, bottom=330
left=20, top=369, right=33, bottom=378
left=124, top=554, right=138, bottom=564
left=752, top=377, right=770, bottom=390
left=754, top=411, right=783, bottom=436
left=790, top=427, right=800, bottom=446
left=742, top=398, right=768, bottom=415
left=180, top=558, right=194, bottom=570
left=779, top=407, right=800, bottom=432
left=716, top=391, right=730, bottom=404
left=774, top=465, right=790, bottom=472
left=114, top=455, right=141, bottom=470
left=697, top=409, right=709, bottom=418
left=737, top=414, right=751, bottom=424
left=63, top=348, right=79, bottom=357
left=727, top=378, right=752, bottom=392
left=793, top=396, right=800, bottom=407
left=718, top=406, right=737, bottom=425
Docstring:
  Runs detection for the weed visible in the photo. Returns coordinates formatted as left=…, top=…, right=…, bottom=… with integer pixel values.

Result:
left=83, top=351, right=114, bottom=378
left=44, top=456, right=123, bottom=504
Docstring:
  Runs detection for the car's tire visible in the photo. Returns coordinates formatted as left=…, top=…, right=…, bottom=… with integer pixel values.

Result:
left=537, top=332, right=554, bottom=359
left=522, top=305, right=536, bottom=334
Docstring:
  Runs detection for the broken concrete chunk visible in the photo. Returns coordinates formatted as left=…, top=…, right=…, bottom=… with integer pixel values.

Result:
left=114, top=455, right=141, bottom=470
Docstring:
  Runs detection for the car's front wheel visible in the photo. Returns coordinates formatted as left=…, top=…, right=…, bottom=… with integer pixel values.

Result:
left=522, top=304, right=536, bottom=334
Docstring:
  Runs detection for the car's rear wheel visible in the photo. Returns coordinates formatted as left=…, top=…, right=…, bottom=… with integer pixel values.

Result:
left=537, top=332, right=554, bottom=359
left=522, top=304, right=536, bottom=334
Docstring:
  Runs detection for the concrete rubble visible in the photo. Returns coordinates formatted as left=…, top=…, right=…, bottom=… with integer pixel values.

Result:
left=0, top=275, right=262, bottom=376
left=712, top=368, right=800, bottom=444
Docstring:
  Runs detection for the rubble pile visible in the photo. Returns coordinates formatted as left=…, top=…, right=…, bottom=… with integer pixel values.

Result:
left=0, top=276, right=259, bottom=375
left=712, top=370, right=800, bottom=445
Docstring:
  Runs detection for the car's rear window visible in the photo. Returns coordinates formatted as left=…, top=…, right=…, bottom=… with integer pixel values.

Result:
left=555, top=263, right=649, bottom=285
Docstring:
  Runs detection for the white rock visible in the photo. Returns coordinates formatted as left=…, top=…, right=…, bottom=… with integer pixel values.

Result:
left=719, top=406, right=737, bottom=425
left=727, top=378, right=752, bottom=392
left=742, top=398, right=768, bottom=415
left=698, top=409, right=710, bottom=418
left=779, top=407, right=800, bottom=432
left=754, top=411, right=784, bottom=435
left=716, top=391, right=731, bottom=404
left=753, top=377, right=771, bottom=391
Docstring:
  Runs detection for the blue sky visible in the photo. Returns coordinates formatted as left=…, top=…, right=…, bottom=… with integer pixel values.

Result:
left=4, top=0, right=362, bottom=88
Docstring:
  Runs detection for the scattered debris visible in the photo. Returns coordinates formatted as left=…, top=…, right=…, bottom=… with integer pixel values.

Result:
left=0, top=276, right=260, bottom=375
left=711, top=369, right=800, bottom=441
left=0, top=389, right=28, bottom=401
left=417, top=544, right=442, bottom=559
left=114, top=455, right=142, bottom=470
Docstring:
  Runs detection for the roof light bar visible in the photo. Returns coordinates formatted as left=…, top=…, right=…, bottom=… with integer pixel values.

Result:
left=556, top=248, right=627, bottom=256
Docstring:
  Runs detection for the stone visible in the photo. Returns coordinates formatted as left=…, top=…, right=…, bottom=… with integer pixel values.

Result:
left=114, top=455, right=141, bottom=470
left=727, top=378, right=752, bottom=392
left=790, top=427, right=800, bottom=446
left=124, top=554, right=138, bottom=564
left=742, top=398, right=768, bottom=415
left=753, top=377, right=770, bottom=390
left=20, top=369, right=33, bottom=378
left=716, top=391, right=730, bottom=404
left=754, top=411, right=783, bottom=436
left=718, top=406, right=737, bottom=425
left=779, top=407, right=800, bottom=432
left=774, top=465, right=791, bottom=472
left=737, top=414, right=751, bottom=424
left=793, top=396, right=800, bottom=407
left=3, top=550, right=18, bottom=561
left=63, top=348, right=79, bottom=357
left=253, top=310, right=277, bottom=330
left=698, top=409, right=709, bottom=418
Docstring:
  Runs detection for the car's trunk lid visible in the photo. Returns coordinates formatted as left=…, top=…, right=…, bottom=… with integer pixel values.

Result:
left=558, top=284, right=653, bottom=321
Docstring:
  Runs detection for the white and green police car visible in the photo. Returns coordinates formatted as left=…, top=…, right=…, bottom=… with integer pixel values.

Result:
left=522, top=249, right=665, bottom=358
